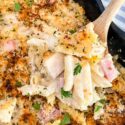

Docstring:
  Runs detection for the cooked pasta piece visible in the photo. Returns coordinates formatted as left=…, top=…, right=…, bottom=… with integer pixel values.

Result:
left=63, top=55, right=74, bottom=91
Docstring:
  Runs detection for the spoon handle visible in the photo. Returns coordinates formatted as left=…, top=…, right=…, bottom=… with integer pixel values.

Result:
left=93, top=0, right=125, bottom=43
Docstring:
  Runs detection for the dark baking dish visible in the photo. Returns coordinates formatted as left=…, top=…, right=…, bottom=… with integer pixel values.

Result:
left=75, top=0, right=125, bottom=67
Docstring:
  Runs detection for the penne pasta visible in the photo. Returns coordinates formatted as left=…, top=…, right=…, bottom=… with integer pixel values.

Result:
left=64, top=55, right=74, bottom=91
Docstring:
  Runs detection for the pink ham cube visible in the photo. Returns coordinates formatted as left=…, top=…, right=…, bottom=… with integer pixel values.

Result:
left=100, top=54, right=119, bottom=82
left=3, top=40, right=17, bottom=52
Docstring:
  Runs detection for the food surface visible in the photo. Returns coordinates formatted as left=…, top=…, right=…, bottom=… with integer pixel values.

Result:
left=0, top=0, right=124, bottom=125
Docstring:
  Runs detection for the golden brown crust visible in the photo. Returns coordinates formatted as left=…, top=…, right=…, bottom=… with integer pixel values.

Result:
left=58, top=102, right=86, bottom=125
left=86, top=116, right=96, bottom=125
left=112, top=75, right=125, bottom=96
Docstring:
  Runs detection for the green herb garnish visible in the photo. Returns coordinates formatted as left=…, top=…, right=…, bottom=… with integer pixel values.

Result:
left=60, top=113, right=71, bottom=125
left=61, top=88, right=72, bottom=98
left=25, top=0, right=34, bottom=7
left=73, top=63, right=82, bottom=75
left=99, top=99, right=106, bottom=104
left=26, top=93, right=30, bottom=97
left=69, top=29, right=76, bottom=34
left=14, top=2, right=21, bottom=12
left=16, top=81, right=22, bottom=87
left=32, top=102, right=41, bottom=110
left=94, top=105, right=102, bottom=113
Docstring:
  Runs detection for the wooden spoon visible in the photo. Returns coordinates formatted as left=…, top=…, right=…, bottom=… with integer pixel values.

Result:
left=93, top=0, right=125, bottom=44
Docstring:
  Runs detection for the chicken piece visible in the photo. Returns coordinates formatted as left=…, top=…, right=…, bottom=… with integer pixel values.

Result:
left=28, top=40, right=48, bottom=71
left=18, top=81, right=57, bottom=97
left=63, top=55, right=74, bottom=91
left=91, top=63, right=105, bottom=77
left=92, top=70, right=112, bottom=88
left=2, top=13, right=18, bottom=25
left=100, top=54, right=119, bottom=82
left=27, top=38, right=47, bottom=47
left=91, top=59, right=112, bottom=88
left=43, top=53, right=64, bottom=79
left=0, top=98, right=17, bottom=123
left=27, top=35, right=57, bottom=50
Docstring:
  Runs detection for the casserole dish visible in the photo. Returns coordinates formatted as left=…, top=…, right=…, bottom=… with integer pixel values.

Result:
left=0, top=0, right=125, bottom=125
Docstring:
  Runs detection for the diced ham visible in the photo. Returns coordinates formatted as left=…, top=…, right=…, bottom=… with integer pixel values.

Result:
left=38, top=107, right=61, bottom=124
left=3, top=40, right=17, bottom=52
left=43, top=53, right=64, bottom=79
left=100, top=54, right=119, bottom=82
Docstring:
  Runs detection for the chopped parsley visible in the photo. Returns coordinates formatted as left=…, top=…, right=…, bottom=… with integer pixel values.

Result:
left=73, top=63, right=82, bottom=75
left=61, top=88, right=72, bottom=98
left=60, top=113, right=71, bottom=125
left=32, top=102, right=41, bottom=110
left=16, top=81, right=22, bottom=87
left=94, top=105, right=102, bottom=113
left=69, top=29, right=76, bottom=34
left=14, top=2, right=21, bottom=12
left=26, top=93, right=30, bottom=97
left=25, top=0, right=34, bottom=7
left=99, top=99, right=106, bottom=104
